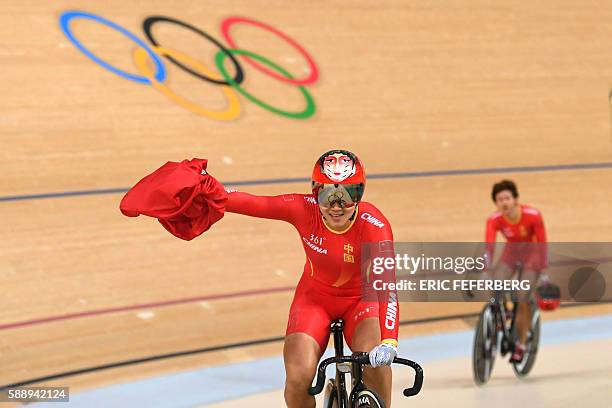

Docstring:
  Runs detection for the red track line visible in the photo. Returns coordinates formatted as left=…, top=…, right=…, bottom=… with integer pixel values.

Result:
left=2, top=257, right=610, bottom=331
left=0, top=286, right=295, bottom=331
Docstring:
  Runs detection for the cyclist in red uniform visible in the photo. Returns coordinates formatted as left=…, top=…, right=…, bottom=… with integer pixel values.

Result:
left=226, top=150, right=398, bottom=407
left=485, top=180, right=547, bottom=362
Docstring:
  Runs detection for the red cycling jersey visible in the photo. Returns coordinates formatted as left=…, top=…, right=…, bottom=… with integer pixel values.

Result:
left=485, top=204, right=547, bottom=271
left=226, top=191, right=398, bottom=351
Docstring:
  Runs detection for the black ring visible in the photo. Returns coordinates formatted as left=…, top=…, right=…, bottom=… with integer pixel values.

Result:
left=143, top=16, right=244, bottom=85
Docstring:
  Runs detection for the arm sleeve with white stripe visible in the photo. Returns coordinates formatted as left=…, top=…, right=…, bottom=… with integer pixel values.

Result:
left=364, top=219, right=399, bottom=344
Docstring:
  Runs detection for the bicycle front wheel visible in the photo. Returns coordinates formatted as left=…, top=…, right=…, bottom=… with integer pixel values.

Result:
left=351, top=389, right=385, bottom=408
left=472, top=304, right=497, bottom=385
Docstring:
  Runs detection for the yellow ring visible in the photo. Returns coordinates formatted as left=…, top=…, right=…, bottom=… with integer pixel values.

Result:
left=133, top=46, right=241, bottom=120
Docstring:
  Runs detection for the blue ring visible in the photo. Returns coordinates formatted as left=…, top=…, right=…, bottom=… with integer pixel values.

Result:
left=59, top=10, right=166, bottom=84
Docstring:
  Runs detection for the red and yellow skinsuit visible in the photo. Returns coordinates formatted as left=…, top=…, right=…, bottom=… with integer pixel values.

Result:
left=226, top=191, right=398, bottom=351
left=485, top=204, right=547, bottom=271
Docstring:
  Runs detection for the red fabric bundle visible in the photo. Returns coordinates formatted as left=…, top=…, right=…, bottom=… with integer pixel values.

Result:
left=120, top=158, right=227, bottom=240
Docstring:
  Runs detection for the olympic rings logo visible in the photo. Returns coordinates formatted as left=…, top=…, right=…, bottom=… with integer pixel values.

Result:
left=59, top=11, right=320, bottom=120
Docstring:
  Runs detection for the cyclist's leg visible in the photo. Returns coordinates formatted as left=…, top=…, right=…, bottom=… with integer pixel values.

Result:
left=515, top=269, right=538, bottom=344
left=284, top=281, right=331, bottom=408
left=490, top=260, right=514, bottom=280
left=345, top=305, right=391, bottom=407
left=283, top=333, right=321, bottom=408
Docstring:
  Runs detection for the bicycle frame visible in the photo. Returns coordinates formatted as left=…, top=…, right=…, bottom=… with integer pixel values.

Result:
left=491, top=263, right=535, bottom=354
left=329, top=320, right=372, bottom=406
left=473, top=262, right=542, bottom=384
left=310, top=319, right=423, bottom=406
left=330, top=320, right=349, bottom=407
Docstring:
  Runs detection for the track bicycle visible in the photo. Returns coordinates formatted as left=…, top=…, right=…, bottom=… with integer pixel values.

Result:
left=309, top=319, right=423, bottom=407
left=472, top=262, right=541, bottom=385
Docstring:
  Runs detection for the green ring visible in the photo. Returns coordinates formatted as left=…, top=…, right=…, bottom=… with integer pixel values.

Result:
left=215, top=49, right=316, bottom=119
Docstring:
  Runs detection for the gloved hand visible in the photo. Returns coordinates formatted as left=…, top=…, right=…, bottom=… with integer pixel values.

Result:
left=368, top=340, right=398, bottom=367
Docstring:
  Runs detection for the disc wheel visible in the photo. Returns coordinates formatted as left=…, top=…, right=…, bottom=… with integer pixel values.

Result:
left=351, top=388, right=385, bottom=408
left=473, top=304, right=498, bottom=385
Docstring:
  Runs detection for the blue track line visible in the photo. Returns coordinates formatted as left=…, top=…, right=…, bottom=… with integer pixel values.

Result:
left=30, top=314, right=612, bottom=408
left=2, top=162, right=611, bottom=203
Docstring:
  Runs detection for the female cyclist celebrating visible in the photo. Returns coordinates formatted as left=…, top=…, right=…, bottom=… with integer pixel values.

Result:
left=225, top=150, right=399, bottom=407
left=120, top=149, right=399, bottom=407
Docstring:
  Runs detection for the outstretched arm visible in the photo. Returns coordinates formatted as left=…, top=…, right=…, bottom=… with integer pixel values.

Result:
left=226, top=191, right=304, bottom=224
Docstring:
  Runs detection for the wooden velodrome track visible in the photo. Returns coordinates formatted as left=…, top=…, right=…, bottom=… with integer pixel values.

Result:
left=1, top=0, right=612, bottom=405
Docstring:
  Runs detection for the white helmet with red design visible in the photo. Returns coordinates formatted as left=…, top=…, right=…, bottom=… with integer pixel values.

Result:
left=311, top=149, right=366, bottom=208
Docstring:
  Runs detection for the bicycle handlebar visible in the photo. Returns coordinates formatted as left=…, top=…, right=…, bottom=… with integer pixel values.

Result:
left=308, top=355, right=365, bottom=395
left=308, top=354, right=423, bottom=397
left=394, top=357, right=424, bottom=397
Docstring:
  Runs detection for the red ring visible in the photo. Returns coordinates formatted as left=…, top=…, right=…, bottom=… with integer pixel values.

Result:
left=220, top=16, right=319, bottom=86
